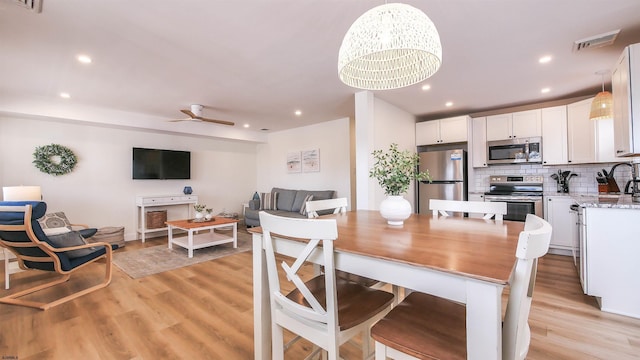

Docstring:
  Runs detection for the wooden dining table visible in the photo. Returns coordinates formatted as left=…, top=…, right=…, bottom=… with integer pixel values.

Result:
left=250, top=210, right=524, bottom=360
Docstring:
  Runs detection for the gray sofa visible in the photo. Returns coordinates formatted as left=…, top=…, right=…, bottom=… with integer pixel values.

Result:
left=244, top=187, right=336, bottom=227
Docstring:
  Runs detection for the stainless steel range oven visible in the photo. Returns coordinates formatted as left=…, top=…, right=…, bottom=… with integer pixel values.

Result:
left=484, top=175, right=544, bottom=222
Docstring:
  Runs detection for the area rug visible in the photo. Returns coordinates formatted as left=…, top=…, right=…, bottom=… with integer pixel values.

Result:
left=113, top=231, right=252, bottom=279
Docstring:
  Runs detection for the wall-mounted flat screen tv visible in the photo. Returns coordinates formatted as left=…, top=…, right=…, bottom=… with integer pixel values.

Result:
left=132, top=147, right=191, bottom=180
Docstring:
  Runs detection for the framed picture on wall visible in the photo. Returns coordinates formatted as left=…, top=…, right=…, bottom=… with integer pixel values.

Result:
left=302, top=149, right=320, bottom=172
left=287, top=151, right=301, bottom=173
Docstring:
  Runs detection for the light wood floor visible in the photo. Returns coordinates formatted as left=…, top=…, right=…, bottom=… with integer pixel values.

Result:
left=1, top=230, right=639, bottom=359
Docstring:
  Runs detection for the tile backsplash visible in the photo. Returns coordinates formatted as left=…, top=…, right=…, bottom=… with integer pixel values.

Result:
left=472, top=162, right=633, bottom=194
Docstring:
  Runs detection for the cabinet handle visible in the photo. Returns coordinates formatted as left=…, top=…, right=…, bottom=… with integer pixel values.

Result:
left=616, top=150, right=625, bottom=153
left=568, top=160, right=572, bottom=163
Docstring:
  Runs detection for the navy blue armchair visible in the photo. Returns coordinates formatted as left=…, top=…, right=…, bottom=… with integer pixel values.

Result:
left=0, top=201, right=114, bottom=310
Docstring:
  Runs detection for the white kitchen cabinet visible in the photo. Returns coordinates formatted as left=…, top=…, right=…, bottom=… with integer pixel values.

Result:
left=541, top=105, right=568, bottom=165
left=567, top=97, right=617, bottom=164
left=416, top=116, right=468, bottom=145
left=471, top=117, right=487, bottom=167
left=612, top=42, right=640, bottom=156
left=544, top=196, right=575, bottom=254
left=582, top=206, right=640, bottom=319
left=596, top=118, right=618, bottom=162
left=567, top=98, right=596, bottom=164
left=468, top=193, right=485, bottom=218
left=485, top=113, right=512, bottom=141
left=486, top=109, right=541, bottom=141
left=416, top=121, right=440, bottom=145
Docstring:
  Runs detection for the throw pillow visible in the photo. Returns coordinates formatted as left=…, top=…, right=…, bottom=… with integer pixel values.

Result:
left=259, top=192, right=279, bottom=211
left=299, top=194, right=314, bottom=216
left=47, top=231, right=97, bottom=258
left=38, top=212, right=72, bottom=230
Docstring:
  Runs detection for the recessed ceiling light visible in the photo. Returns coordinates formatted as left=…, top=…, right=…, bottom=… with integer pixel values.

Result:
left=539, top=55, right=552, bottom=64
left=294, top=110, right=302, bottom=116
left=541, top=88, right=551, bottom=93
left=77, top=55, right=92, bottom=64
left=445, top=101, right=453, bottom=107
left=59, top=92, right=71, bottom=99
left=243, top=124, right=250, bottom=128
left=421, top=84, right=431, bottom=91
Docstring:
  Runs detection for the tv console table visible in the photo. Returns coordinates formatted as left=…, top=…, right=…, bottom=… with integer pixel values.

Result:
left=136, top=195, right=198, bottom=242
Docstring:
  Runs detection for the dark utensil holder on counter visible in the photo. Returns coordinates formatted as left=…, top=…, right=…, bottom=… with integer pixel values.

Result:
left=557, top=182, right=569, bottom=193
left=599, top=178, right=621, bottom=193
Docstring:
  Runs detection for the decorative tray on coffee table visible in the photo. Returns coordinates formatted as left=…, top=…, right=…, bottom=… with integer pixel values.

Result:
left=189, top=218, right=215, bottom=223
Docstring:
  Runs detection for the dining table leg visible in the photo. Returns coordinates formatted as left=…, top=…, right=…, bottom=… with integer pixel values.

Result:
left=253, top=233, right=271, bottom=359
left=466, top=281, right=503, bottom=360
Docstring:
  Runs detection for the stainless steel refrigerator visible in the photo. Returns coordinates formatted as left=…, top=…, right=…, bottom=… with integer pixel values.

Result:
left=417, top=149, right=467, bottom=215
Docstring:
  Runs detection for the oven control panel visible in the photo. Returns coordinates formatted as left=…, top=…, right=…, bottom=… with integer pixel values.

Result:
left=489, top=175, right=543, bottom=185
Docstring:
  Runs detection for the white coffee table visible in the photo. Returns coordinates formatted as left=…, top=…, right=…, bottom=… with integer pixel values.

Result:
left=165, top=217, right=238, bottom=258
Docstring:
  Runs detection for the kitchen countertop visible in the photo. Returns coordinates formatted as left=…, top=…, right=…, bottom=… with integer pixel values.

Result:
left=573, top=194, right=640, bottom=209
left=543, top=192, right=640, bottom=209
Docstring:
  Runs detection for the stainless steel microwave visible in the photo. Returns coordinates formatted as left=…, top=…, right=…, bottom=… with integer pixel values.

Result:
left=486, top=137, right=542, bottom=165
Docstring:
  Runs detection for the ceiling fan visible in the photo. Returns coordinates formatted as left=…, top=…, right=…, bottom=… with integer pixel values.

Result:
left=169, top=104, right=234, bottom=126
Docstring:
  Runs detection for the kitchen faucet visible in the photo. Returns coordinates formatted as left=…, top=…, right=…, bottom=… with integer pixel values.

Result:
left=609, top=161, right=640, bottom=202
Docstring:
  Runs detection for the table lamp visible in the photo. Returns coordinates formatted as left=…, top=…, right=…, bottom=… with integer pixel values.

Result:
left=2, top=186, right=42, bottom=201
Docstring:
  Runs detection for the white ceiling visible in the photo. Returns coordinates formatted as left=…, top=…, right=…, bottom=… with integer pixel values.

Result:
left=2, top=0, right=640, bottom=141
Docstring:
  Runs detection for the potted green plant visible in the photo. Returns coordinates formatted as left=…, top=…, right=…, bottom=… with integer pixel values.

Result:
left=194, top=204, right=207, bottom=221
left=369, top=143, right=431, bottom=225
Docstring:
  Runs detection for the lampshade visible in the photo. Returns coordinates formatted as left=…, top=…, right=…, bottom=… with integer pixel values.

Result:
left=338, top=3, right=442, bottom=90
left=2, top=186, right=42, bottom=201
left=589, top=91, right=613, bottom=120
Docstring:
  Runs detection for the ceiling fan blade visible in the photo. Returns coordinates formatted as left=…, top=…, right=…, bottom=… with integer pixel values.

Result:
left=197, top=117, right=235, bottom=126
left=180, top=109, right=197, bottom=118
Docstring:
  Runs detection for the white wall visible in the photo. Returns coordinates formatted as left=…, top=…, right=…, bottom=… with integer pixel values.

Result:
left=255, top=117, right=352, bottom=205
left=0, top=115, right=258, bottom=240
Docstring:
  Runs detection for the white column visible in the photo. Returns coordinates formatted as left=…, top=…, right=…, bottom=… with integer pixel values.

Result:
left=355, top=91, right=375, bottom=210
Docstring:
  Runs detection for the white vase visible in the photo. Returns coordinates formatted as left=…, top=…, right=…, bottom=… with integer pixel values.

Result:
left=205, top=212, right=213, bottom=221
left=195, top=212, right=204, bottom=221
left=379, top=195, right=412, bottom=226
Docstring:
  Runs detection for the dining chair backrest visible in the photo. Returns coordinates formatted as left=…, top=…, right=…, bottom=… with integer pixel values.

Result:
left=503, top=213, right=552, bottom=360
left=260, top=211, right=395, bottom=359
left=429, top=199, right=507, bottom=220
left=306, top=197, right=348, bottom=219
left=259, top=211, right=341, bottom=353
left=371, top=213, right=550, bottom=360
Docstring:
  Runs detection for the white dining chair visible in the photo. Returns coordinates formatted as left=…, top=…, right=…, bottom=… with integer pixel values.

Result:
left=305, top=197, right=348, bottom=219
left=371, top=213, right=552, bottom=360
left=429, top=199, right=508, bottom=221
left=306, top=198, right=402, bottom=302
left=259, top=211, right=395, bottom=360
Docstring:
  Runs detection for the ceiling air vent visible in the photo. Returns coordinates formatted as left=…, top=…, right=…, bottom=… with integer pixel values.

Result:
left=6, top=0, right=42, bottom=13
left=572, top=29, right=620, bottom=52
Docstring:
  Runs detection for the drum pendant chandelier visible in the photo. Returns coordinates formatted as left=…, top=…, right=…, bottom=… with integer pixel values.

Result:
left=338, top=3, right=442, bottom=90
left=589, top=71, right=613, bottom=120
